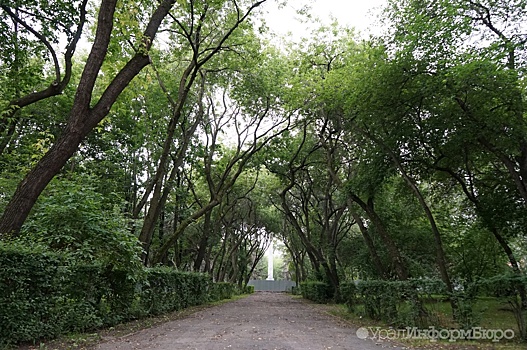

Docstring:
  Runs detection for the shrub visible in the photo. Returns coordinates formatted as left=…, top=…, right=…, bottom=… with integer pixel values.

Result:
left=300, top=281, right=332, bottom=303
left=0, top=242, right=216, bottom=347
left=243, top=285, right=255, bottom=294
left=355, top=279, right=447, bottom=328
left=210, top=282, right=236, bottom=301
left=57, top=264, right=107, bottom=331
left=0, top=242, right=66, bottom=346
left=139, top=268, right=211, bottom=315
left=339, top=281, right=357, bottom=311
left=20, top=175, right=143, bottom=271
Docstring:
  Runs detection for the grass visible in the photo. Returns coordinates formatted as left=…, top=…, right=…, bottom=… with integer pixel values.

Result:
left=321, top=296, right=526, bottom=350
left=17, top=293, right=251, bottom=350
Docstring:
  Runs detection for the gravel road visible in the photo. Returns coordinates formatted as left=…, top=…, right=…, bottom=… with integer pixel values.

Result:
left=95, top=292, right=408, bottom=350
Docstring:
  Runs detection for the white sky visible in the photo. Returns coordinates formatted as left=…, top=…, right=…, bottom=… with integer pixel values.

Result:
left=262, top=0, right=387, bottom=40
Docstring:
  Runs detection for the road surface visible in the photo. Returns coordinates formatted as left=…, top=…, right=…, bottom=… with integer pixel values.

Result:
left=95, top=292, right=406, bottom=350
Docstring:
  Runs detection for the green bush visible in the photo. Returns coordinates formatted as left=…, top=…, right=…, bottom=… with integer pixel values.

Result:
left=339, top=281, right=357, bottom=311
left=210, top=282, right=236, bottom=301
left=354, top=279, right=447, bottom=328
left=139, top=268, right=212, bottom=316
left=243, top=285, right=255, bottom=294
left=56, top=264, right=107, bottom=331
left=300, top=281, right=332, bottom=303
left=101, top=268, right=138, bottom=324
left=20, top=176, right=143, bottom=271
left=0, top=242, right=65, bottom=346
left=0, top=242, right=215, bottom=347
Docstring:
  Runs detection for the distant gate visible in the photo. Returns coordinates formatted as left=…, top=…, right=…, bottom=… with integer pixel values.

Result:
left=247, top=280, right=296, bottom=292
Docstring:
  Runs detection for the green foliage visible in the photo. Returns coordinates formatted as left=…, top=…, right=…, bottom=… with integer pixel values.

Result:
left=2, top=2, right=527, bottom=347
left=342, top=277, right=526, bottom=338
left=0, top=0, right=84, bottom=129
left=0, top=241, right=231, bottom=347
left=209, top=282, right=236, bottom=302
left=476, top=274, right=527, bottom=340
left=339, top=281, right=357, bottom=312
left=354, top=279, right=448, bottom=327
left=139, top=268, right=211, bottom=316
left=20, top=175, right=142, bottom=271
left=300, top=281, right=332, bottom=303
left=0, top=243, right=139, bottom=346
left=0, top=241, right=65, bottom=346
left=450, top=289, right=480, bottom=330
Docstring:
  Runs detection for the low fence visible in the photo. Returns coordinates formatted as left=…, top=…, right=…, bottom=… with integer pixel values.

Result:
left=247, top=280, right=296, bottom=292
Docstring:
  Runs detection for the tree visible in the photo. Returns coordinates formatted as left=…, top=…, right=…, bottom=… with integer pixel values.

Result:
left=0, top=0, right=88, bottom=157
left=136, top=0, right=269, bottom=264
left=0, top=0, right=269, bottom=236
left=0, top=0, right=173, bottom=235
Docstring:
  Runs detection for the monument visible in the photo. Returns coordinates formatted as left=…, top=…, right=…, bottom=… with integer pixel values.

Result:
left=266, top=240, right=274, bottom=281
left=247, top=239, right=296, bottom=291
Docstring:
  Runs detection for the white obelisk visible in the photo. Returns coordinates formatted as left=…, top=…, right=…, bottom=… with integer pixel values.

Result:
left=266, top=240, right=274, bottom=281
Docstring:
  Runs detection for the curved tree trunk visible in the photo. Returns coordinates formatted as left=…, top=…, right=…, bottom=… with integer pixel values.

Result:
left=350, top=193, right=409, bottom=280
left=436, top=164, right=527, bottom=322
left=194, top=210, right=212, bottom=271
left=349, top=208, right=387, bottom=279
left=0, top=0, right=177, bottom=236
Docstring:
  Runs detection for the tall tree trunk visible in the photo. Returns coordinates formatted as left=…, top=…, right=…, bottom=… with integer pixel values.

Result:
left=0, top=0, right=176, bottom=236
left=349, top=193, right=409, bottom=280
left=437, top=165, right=527, bottom=312
left=364, top=131, right=457, bottom=308
left=194, top=210, right=212, bottom=271
left=137, top=66, right=201, bottom=263
left=349, top=208, right=387, bottom=279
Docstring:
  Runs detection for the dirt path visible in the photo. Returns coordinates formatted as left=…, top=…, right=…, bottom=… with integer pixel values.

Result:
left=95, top=292, right=407, bottom=350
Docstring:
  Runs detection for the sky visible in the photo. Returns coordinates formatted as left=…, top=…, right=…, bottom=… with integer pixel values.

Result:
left=262, top=0, right=387, bottom=40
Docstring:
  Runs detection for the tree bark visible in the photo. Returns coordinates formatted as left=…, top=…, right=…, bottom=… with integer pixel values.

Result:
left=0, top=0, right=177, bottom=236
left=350, top=194, right=410, bottom=280
left=349, top=208, right=387, bottom=279
left=194, top=210, right=212, bottom=271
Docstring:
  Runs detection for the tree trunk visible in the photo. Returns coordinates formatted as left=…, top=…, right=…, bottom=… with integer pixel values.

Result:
left=0, top=0, right=176, bottom=236
left=138, top=66, right=201, bottom=263
left=349, top=208, right=387, bottom=279
left=350, top=194, right=409, bottom=280
left=194, top=210, right=212, bottom=271
left=436, top=165, right=527, bottom=312
left=0, top=120, right=17, bottom=157
left=0, top=120, right=88, bottom=235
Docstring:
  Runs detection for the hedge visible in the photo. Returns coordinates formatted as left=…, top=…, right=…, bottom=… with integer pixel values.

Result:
left=0, top=243, right=67, bottom=344
left=0, top=242, right=236, bottom=347
left=243, top=285, right=255, bottom=294
left=339, top=278, right=508, bottom=329
left=300, top=281, right=332, bottom=303
left=339, top=279, right=449, bottom=328
left=209, top=282, right=236, bottom=301
left=339, top=281, right=357, bottom=311
left=139, top=268, right=212, bottom=315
